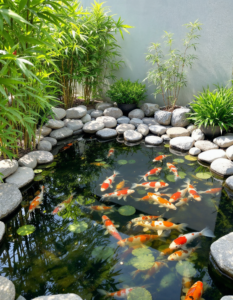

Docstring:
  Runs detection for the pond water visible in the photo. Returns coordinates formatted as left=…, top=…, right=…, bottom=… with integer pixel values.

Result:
left=1, top=137, right=233, bottom=300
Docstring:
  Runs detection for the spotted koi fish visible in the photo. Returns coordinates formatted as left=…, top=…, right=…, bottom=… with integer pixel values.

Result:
left=167, top=163, right=180, bottom=180
left=116, top=180, right=126, bottom=191
left=126, top=214, right=164, bottom=229
left=185, top=179, right=201, bottom=201
left=84, top=205, right=114, bottom=213
left=169, top=227, right=215, bottom=250
left=148, top=193, right=177, bottom=211
left=199, top=188, right=222, bottom=194
left=28, top=186, right=44, bottom=213
left=169, top=188, right=188, bottom=203
left=102, top=215, right=122, bottom=241
left=181, top=281, right=204, bottom=300
left=117, top=234, right=161, bottom=247
left=132, top=181, right=169, bottom=192
left=52, top=193, right=74, bottom=215
left=139, top=167, right=162, bottom=181
left=168, top=244, right=200, bottom=261
left=153, top=155, right=169, bottom=162
left=101, top=171, right=119, bottom=191
left=107, top=148, right=114, bottom=158
left=101, top=188, right=135, bottom=201
left=135, top=194, right=158, bottom=204
left=175, top=197, right=191, bottom=207
left=97, top=287, right=135, bottom=298
left=131, top=261, right=168, bottom=280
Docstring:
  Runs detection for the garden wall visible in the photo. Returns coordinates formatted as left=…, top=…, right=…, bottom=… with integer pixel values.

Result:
left=81, top=0, right=233, bottom=106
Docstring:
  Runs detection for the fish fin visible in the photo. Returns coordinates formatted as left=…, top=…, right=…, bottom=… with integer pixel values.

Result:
left=110, top=185, right=113, bottom=188
left=201, top=227, right=215, bottom=238
left=159, top=205, right=163, bottom=207
left=195, top=243, right=202, bottom=250
left=145, top=187, right=149, bottom=190
left=97, top=289, right=108, bottom=296
left=157, top=230, right=163, bottom=236
left=131, top=269, right=141, bottom=279
left=118, top=196, right=123, bottom=200
left=138, top=175, right=145, bottom=182
left=123, top=196, right=127, bottom=201
left=154, top=188, right=158, bottom=192
left=126, top=222, right=132, bottom=229
left=139, top=214, right=144, bottom=217
left=131, top=183, right=138, bottom=189
left=176, top=223, right=188, bottom=232
left=167, top=218, right=174, bottom=222
left=143, top=228, right=149, bottom=232
left=36, top=206, right=41, bottom=209
left=158, top=218, right=164, bottom=221
left=104, top=230, right=109, bottom=235
left=135, top=198, right=142, bottom=202
left=114, top=170, right=120, bottom=176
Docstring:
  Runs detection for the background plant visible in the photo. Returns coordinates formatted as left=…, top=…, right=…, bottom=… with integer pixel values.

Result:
left=144, top=20, right=202, bottom=110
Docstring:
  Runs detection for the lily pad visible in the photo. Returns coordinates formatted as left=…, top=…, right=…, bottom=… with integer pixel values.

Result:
left=128, top=160, right=136, bottom=164
left=127, top=287, right=152, bottom=300
left=176, top=261, right=196, bottom=277
left=118, top=205, right=136, bottom=216
left=196, top=172, right=212, bottom=179
left=118, top=160, right=128, bottom=165
left=127, top=254, right=155, bottom=270
left=68, top=221, right=88, bottom=233
left=185, top=155, right=197, bottom=161
left=179, top=171, right=186, bottom=179
left=166, top=174, right=176, bottom=182
left=137, top=189, right=147, bottom=195
left=92, top=246, right=114, bottom=261
left=173, top=158, right=184, bottom=163
left=148, top=176, right=158, bottom=181
left=41, top=171, right=51, bottom=176
left=17, top=225, right=35, bottom=236
left=132, top=248, right=152, bottom=257
left=160, top=273, right=176, bottom=289
left=164, top=144, right=170, bottom=148
left=34, top=169, right=43, bottom=174
left=95, top=159, right=103, bottom=162
left=45, top=162, right=57, bottom=168
left=34, top=175, right=45, bottom=181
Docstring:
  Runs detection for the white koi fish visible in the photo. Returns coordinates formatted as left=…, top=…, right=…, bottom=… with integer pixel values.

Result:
left=100, top=171, right=119, bottom=191
left=101, top=189, right=135, bottom=201
left=168, top=244, right=201, bottom=261
left=132, top=181, right=169, bottom=192
left=102, top=215, right=122, bottom=241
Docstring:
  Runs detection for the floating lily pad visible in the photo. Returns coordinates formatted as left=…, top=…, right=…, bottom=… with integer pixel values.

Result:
left=34, top=175, right=45, bottom=181
left=128, top=287, right=152, bottom=300
left=166, top=174, right=176, bottom=182
left=173, top=158, right=184, bottom=163
left=188, top=163, right=196, bottom=166
left=34, top=169, right=43, bottom=174
left=95, top=159, right=103, bottom=162
left=17, top=225, right=35, bottom=236
left=92, top=246, right=114, bottom=261
left=179, top=171, right=186, bottom=179
left=118, top=160, right=128, bottom=165
left=148, top=176, right=158, bottom=181
left=68, top=221, right=88, bottom=233
left=128, top=160, right=136, bottom=164
left=160, top=273, right=176, bottom=289
left=127, top=254, right=155, bottom=270
left=164, top=144, right=170, bottom=148
left=196, top=172, right=212, bottom=179
left=132, top=248, right=152, bottom=257
left=176, top=261, right=196, bottom=277
left=185, top=155, right=197, bottom=161
left=118, top=205, right=136, bottom=216
left=41, top=171, right=51, bottom=176
left=137, top=189, right=147, bottom=195
left=45, top=162, right=57, bottom=168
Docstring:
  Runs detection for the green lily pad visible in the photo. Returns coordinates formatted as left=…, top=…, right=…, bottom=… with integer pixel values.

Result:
left=118, top=160, right=128, bottom=165
left=185, top=155, right=197, bottom=161
left=34, top=169, right=43, bottom=174
left=128, top=160, right=136, bottom=164
left=118, top=205, right=136, bottom=216
left=34, top=175, right=45, bottom=181
left=176, top=261, right=196, bottom=277
left=92, top=246, right=114, bottom=261
left=179, top=171, right=186, bottom=179
left=148, top=176, right=158, bottom=181
left=132, top=248, right=152, bottom=257
left=166, top=174, right=176, bottom=182
left=164, top=144, right=170, bottom=148
left=45, top=162, right=57, bottom=168
left=160, top=273, right=176, bottom=289
left=173, top=158, right=184, bottom=163
left=188, top=163, right=196, bottom=166
left=158, top=152, right=164, bottom=155
left=196, top=172, right=212, bottom=179
left=76, top=195, right=95, bottom=205
left=95, top=159, right=103, bottom=162
left=68, top=221, right=88, bottom=233
left=137, top=189, right=147, bottom=195
left=41, top=171, right=51, bottom=176
left=127, top=254, right=155, bottom=270
left=17, top=225, right=35, bottom=236
left=127, top=288, right=152, bottom=300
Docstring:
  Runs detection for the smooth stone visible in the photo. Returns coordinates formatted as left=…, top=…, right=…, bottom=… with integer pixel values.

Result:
left=128, top=109, right=144, bottom=119
left=167, top=127, right=190, bottom=138
left=211, top=158, right=233, bottom=176
left=154, top=110, right=172, bottom=125
left=96, top=128, right=117, bottom=139
left=104, top=107, right=123, bottom=119
left=124, top=130, right=143, bottom=142
left=96, top=116, right=117, bottom=128
left=36, top=126, right=52, bottom=137
left=35, top=134, right=44, bottom=144
left=87, top=109, right=95, bottom=115
left=17, top=296, right=26, bottom=300
left=38, top=140, right=52, bottom=151
left=78, top=105, right=87, bottom=110
left=81, top=114, right=91, bottom=123
left=195, top=140, right=219, bottom=151
left=0, top=276, right=15, bottom=300
left=161, top=134, right=170, bottom=141
left=42, top=137, right=57, bottom=147
left=189, top=147, right=201, bottom=156
left=0, top=183, right=22, bottom=219
left=46, top=119, right=64, bottom=129
left=0, top=221, right=5, bottom=242
left=225, top=176, right=233, bottom=191
left=116, top=124, right=135, bottom=134
left=32, top=294, right=83, bottom=300
left=137, top=124, right=149, bottom=136
left=83, top=121, right=104, bottom=133
left=140, top=103, right=159, bottom=117
left=142, top=118, right=159, bottom=126
left=19, top=151, right=54, bottom=169
left=66, top=106, right=87, bottom=119
left=145, top=136, right=163, bottom=145
left=192, top=128, right=205, bottom=141
left=170, top=136, right=195, bottom=151
left=198, top=149, right=226, bottom=163
left=220, top=297, right=233, bottom=300
left=213, top=136, right=233, bottom=148
left=5, top=167, right=34, bottom=188
left=52, top=107, right=66, bottom=120
left=226, top=145, right=233, bottom=160
left=187, top=124, right=197, bottom=133
left=64, top=119, right=83, bottom=131
left=149, top=125, right=167, bottom=135
left=117, top=116, right=130, bottom=124
left=130, top=118, right=143, bottom=127
left=171, top=108, right=190, bottom=127
left=91, top=110, right=103, bottom=118
left=96, top=102, right=113, bottom=111
left=0, top=160, right=18, bottom=179
left=50, top=127, right=73, bottom=140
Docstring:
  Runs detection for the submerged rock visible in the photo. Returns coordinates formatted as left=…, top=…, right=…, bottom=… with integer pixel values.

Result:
left=96, top=116, right=117, bottom=128
left=104, top=107, right=123, bottom=119
left=167, top=127, right=190, bottom=138
left=5, top=167, right=34, bottom=188
left=66, top=106, right=87, bottom=119
left=116, top=124, right=135, bottom=134
left=214, top=135, right=233, bottom=148
left=0, top=159, right=18, bottom=179
left=124, top=130, right=143, bottom=142
left=195, top=140, right=218, bottom=151
left=225, top=176, right=233, bottom=191
left=83, top=121, right=105, bottom=133
left=170, top=136, right=194, bottom=151
left=38, top=140, right=52, bottom=151
left=0, top=183, right=22, bottom=219
left=32, top=294, right=83, bottom=300
left=137, top=124, right=149, bottom=136
left=128, top=109, right=145, bottom=119
left=96, top=128, right=117, bottom=139
left=210, top=158, right=233, bottom=177
left=0, top=276, right=15, bottom=300
left=145, top=136, right=163, bottom=145
left=154, top=110, right=172, bottom=125
left=189, top=147, right=201, bottom=156
left=140, top=103, right=159, bottom=117
left=171, top=108, right=190, bottom=127
left=192, top=129, right=205, bottom=141
left=0, top=221, right=5, bottom=243
left=220, top=297, right=233, bottom=300
left=50, top=127, right=73, bottom=140
left=149, top=125, right=167, bottom=135
left=17, top=296, right=26, bottom=300
left=198, top=149, right=226, bottom=163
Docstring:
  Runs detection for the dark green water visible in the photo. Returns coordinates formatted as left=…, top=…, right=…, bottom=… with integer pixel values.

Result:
left=0, top=137, right=233, bottom=300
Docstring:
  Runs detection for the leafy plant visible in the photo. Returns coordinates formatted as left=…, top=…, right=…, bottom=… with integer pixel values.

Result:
left=144, top=20, right=202, bottom=110
left=106, top=79, right=146, bottom=104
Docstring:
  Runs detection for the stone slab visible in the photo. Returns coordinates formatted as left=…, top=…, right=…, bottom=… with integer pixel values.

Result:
left=5, top=167, right=35, bottom=188
left=0, top=160, right=18, bottom=179
left=195, top=140, right=219, bottom=151
left=96, top=128, right=117, bottom=139
left=198, top=149, right=226, bottom=163
left=124, top=130, right=143, bottom=142
left=167, top=127, right=190, bottom=138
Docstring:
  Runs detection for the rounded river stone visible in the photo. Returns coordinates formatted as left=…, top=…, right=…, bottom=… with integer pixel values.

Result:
left=50, top=127, right=73, bottom=140
left=5, top=167, right=35, bottom=188
left=0, top=276, right=15, bottom=300
left=83, top=121, right=104, bottom=133
left=0, top=183, right=22, bottom=219
left=0, top=159, right=18, bottom=179
left=145, top=136, right=163, bottom=145
left=96, top=116, right=117, bottom=128
left=116, top=124, right=135, bottom=134
left=124, top=130, right=143, bottom=142
left=96, top=128, right=117, bottom=139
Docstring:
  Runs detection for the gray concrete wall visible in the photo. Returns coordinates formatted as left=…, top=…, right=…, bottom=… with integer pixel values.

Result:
left=81, top=0, right=233, bottom=106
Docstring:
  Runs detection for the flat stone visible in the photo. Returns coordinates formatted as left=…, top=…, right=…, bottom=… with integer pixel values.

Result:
left=137, top=124, right=149, bottom=136
left=64, top=119, right=83, bottom=131
left=32, top=294, right=83, bottom=300
left=0, top=160, right=18, bottom=179
left=128, top=109, right=144, bottom=119
left=116, top=124, right=135, bottom=134
left=117, top=116, right=130, bottom=124
left=171, top=108, right=190, bottom=127
left=0, top=276, right=15, bottom=300
left=195, top=140, right=219, bottom=151
left=225, top=176, right=233, bottom=191
left=198, top=149, right=226, bottom=163
left=187, top=124, right=197, bottom=133
left=96, top=116, right=117, bottom=128
left=66, top=106, right=87, bottom=119
left=189, top=147, right=201, bottom=156
left=104, top=107, right=123, bottom=119
left=83, top=121, right=104, bottom=133
left=36, top=126, right=52, bottom=137
left=149, top=125, right=167, bottom=135
left=46, top=119, right=64, bottom=129
left=16, top=296, right=26, bottom=300
left=96, top=102, right=113, bottom=111
left=91, top=110, right=103, bottom=118
left=145, top=136, right=163, bottom=145
left=161, top=134, right=170, bottom=141
left=192, top=129, right=205, bottom=141
left=42, top=137, right=57, bottom=146
left=38, top=140, right=52, bottom=151
left=96, top=128, right=117, bottom=139
left=5, top=167, right=34, bottom=188
left=142, top=118, right=159, bottom=126
left=81, top=114, right=91, bottom=123
left=140, top=103, right=159, bottom=117
left=50, top=127, right=73, bottom=140
left=19, top=151, right=54, bottom=169
left=167, top=127, right=190, bottom=138
left=220, top=297, right=233, bottom=300
left=124, top=130, right=143, bottom=142
left=130, top=118, right=143, bottom=127
left=154, top=110, right=172, bottom=125
left=0, top=183, right=22, bottom=219
left=211, top=158, right=233, bottom=176
left=170, top=136, right=194, bottom=151
left=0, top=221, right=5, bottom=243
left=214, top=136, right=233, bottom=148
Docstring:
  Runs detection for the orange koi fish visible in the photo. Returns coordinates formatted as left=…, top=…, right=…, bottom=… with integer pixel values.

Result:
left=135, top=194, right=158, bottom=204
left=52, top=193, right=74, bottom=215
left=116, top=180, right=126, bottom=191
left=182, top=281, right=204, bottom=300
left=148, top=193, right=177, bottom=211
left=132, top=181, right=169, bottom=192
left=102, top=215, right=122, bottom=241
left=153, top=155, right=169, bottom=162
left=169, top=188, right=188, bottom=203
left=168, top=244, right=200, bottom=261
left=160, top=247, right=174, bottom=256
left=199, top=188, right=222, bottom=195
left=28, top=186, right=44, bottom=213
left=97, top=287, right=135, bottom=298
left=139, top=167, right=162, bottom=181
left=176, top=197, right=191, bottom=207
left=126, top=214, right=164, bottom=229
left=101, top=171, right=119, bottom=191
left=131, top=261, right=168, bottom=280
left=107, top=148, right=115, bottom=158
left=167, top=163, right=180, bottom=180
left=61, top=143, right=73, bottom=151
left=185, top=179, right=201, bottom=201
left=101, top=188, right=135, bottom=201
left=84, top=205, right=114, bottom=213
left=90, top=162, right=106, bottom=167
left=117, top=234, right=161, bottom=247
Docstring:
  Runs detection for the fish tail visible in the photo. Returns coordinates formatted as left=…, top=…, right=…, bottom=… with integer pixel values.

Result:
left=131, top=183, right=138, bottom=189
left=114, top=170, right=120, bottom=176
left=198, top=191, right=205, bottom=194
left=131, top=269, right=140, bottom=279
left=97, top=289, right=108, bottom=297
left=138, top=175, right=145, bottom=182
left=175, top=175, right=181, bottom=181
left=176, top=223, right=188, bottom=232
left=201, top=227, right=215, bottom=238
left=135, top=197, right=143, bottom=202
left=126, top=221, right=132, bottom=229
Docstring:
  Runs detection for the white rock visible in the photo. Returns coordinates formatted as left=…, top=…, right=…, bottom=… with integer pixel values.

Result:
left=73, top=129, right=83, bottom=135
left=211, top=158, right=233, bottom=176
left=117, top=116, right=130, bottom=124
left=142, top=118, right=158, bottom=126
left=0, top=221, right=5, bottom=242
left=36, top=126, right=52, bottom=137
left=116, top=124, right=135, bottom=134
left=5, top=167, right=34, bottom=188
left=130, top=118, right=143, bottom=127
left=198, top=149, right=226, bottom=163
left=225, top=176, right=233, bottom=191
left=124, top=130, right=143, bottom=142
left=64, top=119, right=83, bottom=131
left=52, top=107, right=66, bottom=120
left=81, top=114, right=91, bottom=124
left=19, top=151, right=54, bottom=169
left=187, top=124, right=197, bottom=133
left=17, top=296, right=26, bottom=300
left=38, top=140, right=52, bottom=151
left=32, top=294, right=83, bottom=300
left=104, top=107, right=123, bottom=119
left=96, top=102, right=113, bottom=111
left=128, top=109, right=144, bottom=119
left=137, top=124, right=149, bottom=136
left=96, top=116, right=117, bottom=128
left=96, top=128, right=117, bottom=139
left=189, top=147, right=201, bottom=156
left=195, top=140, right=219, bottom=151
left=66, top=106, right=87, bottom=119
left=145, top=136, right=163, bottom=145
left=171, top=108, right=190, bottom=127
left=91, top=110, right=103, bottom=118
left=0, top=276, right=15, bottom=300
left=0, top=160, right=18, bottom=179
left=214, top=135, right=233, bottom=148
left=167, top=127, right=190, bottom=138
left=161, top=134, right=170, bottom=141
left=170, top=136, right=195, bottom=151
left=46, top=119, right=64, bottom=129
left=0, top=183, right=22, bottom=219
left=140, top=103, right=159, bottom=117
left=149, top=125, right=167, bottom=135
left=42, top=137, right=57, bottom=146
left=83, top=121, right=104, bottom=133
left=154, top=110, right=172, bottom=125
left=192, top=129, right=205, bottom=141
left=87, top=109, right=95, bottom=115
left=226, top=145, right=233, bottom=160
left=50, top=127, right=73, bottom=140
left=220, top=297, right=233, bottom=300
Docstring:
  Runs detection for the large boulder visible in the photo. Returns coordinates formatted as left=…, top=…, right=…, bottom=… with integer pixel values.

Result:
left=137, top=124, right=149, bottom=136
left=171, top=108, right=190, bottom=127
left=117, top=116, right=130, bottom=124
left=0, top=160, right=18, bottom=179
left=104, top=107, right=123, bottom=119
left=198, top=149, right=226, bottom=163
left=42, top=137, right=57, bottom=147
left=0, top=221, right=5, bottom=243
left=124, top=130, right=143, bottom=142
left=0, top=183, right=22, bottom=219
left=195, top=140, right=219, bottom=151
left=51, top=107, right=66, bottom=120
left=210, top=158, right=233, bottom=177
left=170, top=136, right=194, bottom=151
left=32, top=294, right=83, bottom=300
left=142, top=118, right=159, bottom=126
left=128, top=109, right=144, bottom=119
left=140, top=103, right=159, bottom=117
left=149, top=125, right=167, bottom=135
left=96, top=128, right=117, bottom=139
left=19, top=151, right=54, bottom=169
left=145, top=136, right=163, bottom=145
left=64, top=119, right=83, bottom=131
left=96, top=116, right=117, bottom=128
left=167, top=127, right=190, bottom=138
left=38, top=140, right=52, bottom=151
left=213, top=135, right=233, bottom=148
left=154, top=110, right=172, bottom=125
left=116, top=124, right=135, bottom=134
left=5, top=167, right=35, bottom=188
left=66, top=106, right=87, bottom=119
left=50, top=127, right=73, bottom=140
left=96, top=102, right=113, bottom=111
left=91, top=110, right=103, bottom=118
left=192, top=129, right=205, bottom=141
left=36, top=126, right=52, bottom=137
left=130, top=118, right=143, bottom=127
left=0, top=276, right=15, bottom=300
left=189, top=147, right=201, bottom=156
left=83, top=121, right=104, bottom=133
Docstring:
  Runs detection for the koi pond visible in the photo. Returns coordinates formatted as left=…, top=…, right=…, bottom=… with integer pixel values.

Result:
left=1, top=137, right=233, bottom=300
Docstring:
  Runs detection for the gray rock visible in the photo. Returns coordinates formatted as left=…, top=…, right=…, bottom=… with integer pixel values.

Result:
left=91, top=110, right=103, bottom=118
left=137, top=124, right=149, bottom=136
left=214, top=135, right=233, bottom=148
left=46, top=119, right=64, bottom=129
left=220, top=297, right=233, bottom=300
left=0, top=276, right=15, bottom=300
left=96, top=116, right=117, bottom=128
left=167, top=127, right=190, bottom=138
left=73, top=129, right=83, bottom=135
left=64, top=119, right=83, bottom=131
left=38, top=140, right=52, bottom=151
left=170, top=136, right=195, bottom=151
left=32, top=294, right=83, bottom=300
left=161, top=134, right=170, bottom=141
left=130, top=118, right=143, bottom=127
left=145, top=136, right=163, bottom=145
left=96, top=102, right=113, bottom=111
left=42, top=137, right=57, bottom=146
left=66, top=106, right=87, bottom=119
left=189, top=147, right=201, bottom=156
left=154, top=110, right=172, bottom=125
left=83, top=121, right=105, bottom=133
left=198, top=149, right=226, bottom=163
left=187, top=124, right=197, bottom=133
left=36, top=126, right=52, bottom=137
left=171, top=108, right=190, bottom=127
left=140, top=103, right=159, bottom=117
left=17, top=296, right=26, bottom=300
left=5, top=167, right=34, bottom=188
left=87, top=109, right=95, bottom=115
left=104, top=107, right=123, bottom=119
left=117, top=116, right=130, bottom=124
left=142, top=118, right=159, bottom=126
left=225, top=176, right=233, bottom=191
left=35, top=134, right=44, bottom=144
left=149, top=125, right=167, bottom=135
left=192, top=128, right=205, bottom=141
left=0, top=160, right=18, bottom=179
left=211, top=158, right=233, bottom=176
left=0, top=221, right=5, bottom=243
left=124, top=130, right=143, bottom=142
left=226, top=145, right=233, bottom=160
left=51, top=107, right=66, bottom=120
left=19, top=151, right=54, bottom=169
left=128, top=109, right=144, bottom=119
left=195, top=140, right=219, bottom=151
left=96, top=128, right=117, bottom=139
left=0, top=183, right=22, bottom=219
left=116, top=124, right=135, bottom=134
left=78, top=105, right=87, bottom=110
left=81, top=114, right=91, bottom=124
left=50, top=127, right=73, bottom=140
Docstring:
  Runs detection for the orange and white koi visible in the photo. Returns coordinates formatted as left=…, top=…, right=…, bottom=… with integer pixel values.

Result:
left=52, top=193, right=74, bottom=215
left=107, top=148, right=115, bottom=158
left=131, top=261, right=168, bottom=280
left=185, top=179, right=201, bottom=201
left=117, top=234, right=161, bottom=247
left=169, top=188, right=188, bottom=203
left=139, top=167, right=162, bottom=181
left=199, top=188, right=222, bottom=195
left=97, top=287, right=135, bottom=298
left=84, top=205, right=114, bottom=213
left=167, top=163, right=180, bottom=181
left=101, top=171, right=119, bottom=191
left=101, top=188, right=135, bottom=201
left=148, top=193, right=177, bottom=211
left=132, top=181, right=169, bottom=192
left=135, top=194, right=158, bottom=204
left=116, top=180, right=126, bottom=191
left=181, top=281, right=204, bottom=300
left=102, top=215, right=122, bottom=241
left=126, top=214, right=164, bottom=229
left=168, top=244, right=200, bottom=261
left=169, top=227, right=215, bottom=250
left=175, top=197, right=191, bottom=207
left=28, top=186, right=44, bottom=213
left=153, top=155, right=169, bottom=162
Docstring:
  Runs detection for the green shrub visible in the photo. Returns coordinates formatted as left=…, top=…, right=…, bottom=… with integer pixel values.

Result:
left=106, top=79, right=146, bottom=104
